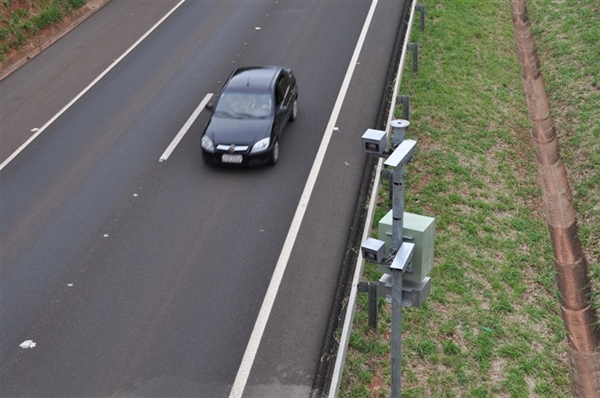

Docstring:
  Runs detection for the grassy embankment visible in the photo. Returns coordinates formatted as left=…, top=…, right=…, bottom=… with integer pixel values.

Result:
left=341, top=0, right=599, bottom=397
left=0, top=0, right=87, bottom=62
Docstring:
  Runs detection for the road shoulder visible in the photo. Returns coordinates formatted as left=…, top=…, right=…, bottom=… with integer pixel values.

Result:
left=0, top=0, right=112, bottom=81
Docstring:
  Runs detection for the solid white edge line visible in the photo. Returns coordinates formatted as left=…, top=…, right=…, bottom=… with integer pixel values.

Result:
left=159, top=93, right=213, bottom=162
left=228, top=1, right=380, bottom=397
left=0, top=0, right=188, bottom=172
left=327, top=1, right=419, bottom=397
left=326, top=159, right=383, bottom=398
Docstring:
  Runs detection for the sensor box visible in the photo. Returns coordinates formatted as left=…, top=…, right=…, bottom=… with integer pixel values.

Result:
left=361, top=129, right=388, bottom=155
left=378, top=210, right=435, bottom=282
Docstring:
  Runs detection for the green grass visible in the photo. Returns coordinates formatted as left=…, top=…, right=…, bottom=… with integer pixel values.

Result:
left=340, top=0, right=599, bottom=397
left=0, top=0, right=87, bottom=61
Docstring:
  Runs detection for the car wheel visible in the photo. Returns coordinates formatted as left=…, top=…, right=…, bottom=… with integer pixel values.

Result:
left=269, top=141, right=280, bottom=166
left=289, top=98, right=298, bottom=122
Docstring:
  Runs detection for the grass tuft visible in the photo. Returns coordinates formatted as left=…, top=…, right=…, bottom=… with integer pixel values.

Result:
left=0, top=0, right=88, bottom=60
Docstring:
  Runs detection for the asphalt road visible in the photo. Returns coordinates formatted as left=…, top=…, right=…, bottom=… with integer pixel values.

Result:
left=0, top=1, right=407, bottom=396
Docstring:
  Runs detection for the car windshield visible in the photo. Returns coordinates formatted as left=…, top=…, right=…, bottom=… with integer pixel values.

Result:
left=214, top=93, right=273, bottom=119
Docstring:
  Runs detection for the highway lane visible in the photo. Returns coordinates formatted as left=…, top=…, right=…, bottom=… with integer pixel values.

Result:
left=243, top=0, right=409, bottom=394
left=0, top=0, right=406, bottom=396
left=0, top=0, right=183, bottom=163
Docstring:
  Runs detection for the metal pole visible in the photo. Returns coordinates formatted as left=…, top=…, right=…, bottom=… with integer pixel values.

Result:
left=390, top=119, right=410, bottom=149
left=391, top=161, right=406, bottom=398
left=416, top=4, right=425, bottom=31
left=391, top=167, right=406, bottom=252
left=408, top=43, right=419, bottom=72
left=391, top=268, right=403, bottom=398
left=368, top=282, right=378, bottom=329
left=396, top=95, right=410, bottom=121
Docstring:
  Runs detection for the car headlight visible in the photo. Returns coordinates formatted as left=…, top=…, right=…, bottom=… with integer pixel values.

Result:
left=251, top=137, right=270, bottom=154
left=201, top=135, right=215, bottom=152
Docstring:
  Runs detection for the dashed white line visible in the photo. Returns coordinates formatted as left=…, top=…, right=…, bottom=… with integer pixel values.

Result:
left=0, top=0, right=188, bottom=172
left=159, top=93, right=213, bottom=162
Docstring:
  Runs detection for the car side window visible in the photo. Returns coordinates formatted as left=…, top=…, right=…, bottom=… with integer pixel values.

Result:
left=275, top=86, right=283, bottom=107
left=276, top=74, right=289, bottom=106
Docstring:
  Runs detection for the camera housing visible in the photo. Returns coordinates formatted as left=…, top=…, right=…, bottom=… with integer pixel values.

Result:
left=361, top=237, right=386, bottom=263
left=384, top=139, right=417, bottom=169
left=361, top=129, right=388, bottom=155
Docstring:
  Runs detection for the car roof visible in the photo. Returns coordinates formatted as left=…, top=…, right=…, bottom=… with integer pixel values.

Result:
left=224, top=66, right=284, bottom=92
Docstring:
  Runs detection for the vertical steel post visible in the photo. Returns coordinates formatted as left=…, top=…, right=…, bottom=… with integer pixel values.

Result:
left=391, top=166, right=406, bottom=252
left=368, top=282, right=378, bottom=329
left=390, top=119, right=410, bottom=149
left=391, top=268, right=403, bottom=398
left=416, top=4, right=426, bottom=31
left=397, top=95, right=410, bottom=121
left=389, top=118, right=411, bottom=398
left=390, top=119, right=409, bottom=206
left=408, top=43, right=419, bottom=72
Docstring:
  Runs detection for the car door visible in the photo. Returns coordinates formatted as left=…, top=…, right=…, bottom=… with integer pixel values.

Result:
left=273, top=72, right=290, bottom=137
left=273, top=72, right=288, bottom=138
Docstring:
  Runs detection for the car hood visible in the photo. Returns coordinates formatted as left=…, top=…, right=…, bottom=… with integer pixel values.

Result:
left=205, top=116, right=272, bottom=146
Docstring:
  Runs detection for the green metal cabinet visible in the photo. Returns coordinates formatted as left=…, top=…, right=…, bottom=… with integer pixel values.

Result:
left=378, top=210, right=435, bottom=282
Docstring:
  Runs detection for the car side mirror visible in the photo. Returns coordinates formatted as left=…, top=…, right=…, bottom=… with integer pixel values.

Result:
left=205, top=103, right=214, bottom=112
left=277, top=105, right=288, bottom=115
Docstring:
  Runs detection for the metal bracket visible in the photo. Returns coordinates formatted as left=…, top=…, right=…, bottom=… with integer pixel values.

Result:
left=389, top=242, right=415, bottom=272
left=384, top=139, right=417, bottom=169
left=378, top=274, right=431, bottom=307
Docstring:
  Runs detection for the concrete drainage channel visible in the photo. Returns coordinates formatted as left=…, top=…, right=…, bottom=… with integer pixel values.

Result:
left=510, top=0, right=600, bottom=395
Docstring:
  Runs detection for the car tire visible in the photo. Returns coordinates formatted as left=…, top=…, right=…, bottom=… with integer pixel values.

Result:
left=268, top=141, right=280, bottom=166
left=289, top=98, right=298, bottom=122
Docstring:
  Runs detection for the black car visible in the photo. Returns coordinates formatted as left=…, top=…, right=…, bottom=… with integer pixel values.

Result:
left=201, top=66, right=298, bottom=166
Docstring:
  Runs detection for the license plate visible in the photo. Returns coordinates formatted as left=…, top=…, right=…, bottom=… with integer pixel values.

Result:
left=221, top=154, right=243, bottom=164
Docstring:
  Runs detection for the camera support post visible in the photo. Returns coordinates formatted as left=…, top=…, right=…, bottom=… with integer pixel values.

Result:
left=360, top=120, right=435, bottom=397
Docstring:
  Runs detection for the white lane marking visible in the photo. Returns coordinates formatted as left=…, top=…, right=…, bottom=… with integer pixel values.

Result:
left=159, top=93, right=213, bottom=162
left=0, top=0, right=188, bottom=172
left=228, top=0, right=380, bottom=397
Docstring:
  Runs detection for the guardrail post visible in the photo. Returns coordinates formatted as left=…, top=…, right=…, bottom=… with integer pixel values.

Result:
left=368, top=282, right=378, bottom=329
left=397, top=95, right=410, bottom=121
left=358, top=281, right=379, bottom=329
left=416, top=4, right=425, bottom=31
left=408, top=43, right=419, bottom=72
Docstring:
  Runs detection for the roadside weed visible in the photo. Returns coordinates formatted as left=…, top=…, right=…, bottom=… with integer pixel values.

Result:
left=0, top=0, right=87, bottom=58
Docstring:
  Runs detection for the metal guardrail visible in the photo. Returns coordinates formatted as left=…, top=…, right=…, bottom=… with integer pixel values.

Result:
left=327, top=1, right=421, bottom=396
